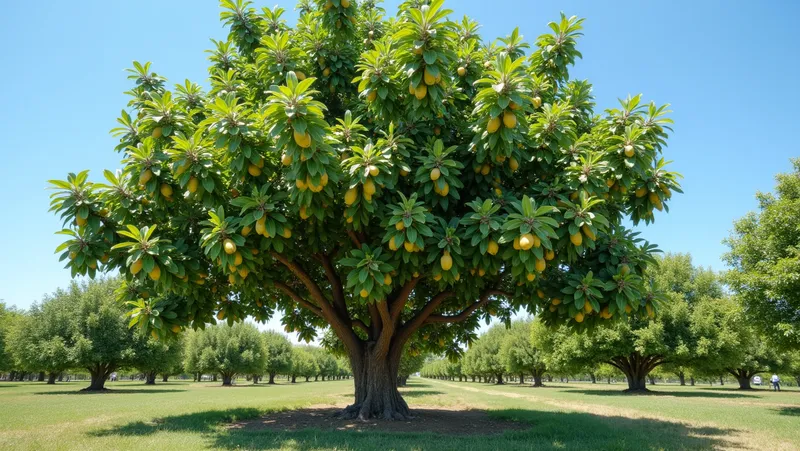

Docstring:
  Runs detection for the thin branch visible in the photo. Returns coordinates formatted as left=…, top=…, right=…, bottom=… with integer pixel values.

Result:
left=346, top=230, right=362, bottom=248
left=374, top=300, right=395, bottom=358
left=393, top=291, right=455, bottom=348
left=314, top=252, right=347, bottom=316
left=390, top=277, right=419, bottom=323
left=273, top=281, right=322, bottom=318
left=425, top=289, right=512, bottom=324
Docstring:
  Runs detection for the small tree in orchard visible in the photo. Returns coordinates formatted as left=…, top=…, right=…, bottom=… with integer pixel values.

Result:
left=724, top=159, right=800, bottom=349
left=690, top=296, right=785, bottom=390
left=191, top=323, right=266, bottom=385
left=133, top=336, right=184, bottom=384
left=289, top=346, right=318, bottom=382
left=48, top=0, right=680, bottom=418
left=501, top=319, right=547, bottom=386
left=464, top=324, right=508, bottom=384
left=0, top=303, right=16, bottom=376
left=397, top=345, right=426, bottom=386
left=262, top=330, right=293, bottom=383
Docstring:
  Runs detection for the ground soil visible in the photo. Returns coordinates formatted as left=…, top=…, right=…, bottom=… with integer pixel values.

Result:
left=229, top=405, right=530, bottom=435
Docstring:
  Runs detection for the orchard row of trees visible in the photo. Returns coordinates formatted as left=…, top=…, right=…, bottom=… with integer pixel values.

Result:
left=422, top=254, right=800, bottom=391
left=0, top=279, right=349, bottom=389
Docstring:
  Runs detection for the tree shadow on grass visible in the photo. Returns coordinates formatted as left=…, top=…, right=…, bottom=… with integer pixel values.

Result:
left=92, top=406, right=743, bottom=451
left=397, top=390, right=445, bottom=398
left=34, top=388, right=187, bottom=395
left=562, top=388, right=757, bottom=399
left=775, top=407, right=800, bottom=416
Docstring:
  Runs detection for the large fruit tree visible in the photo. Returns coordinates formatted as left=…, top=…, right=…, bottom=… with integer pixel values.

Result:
left=49, top=0, right=681, bottom=419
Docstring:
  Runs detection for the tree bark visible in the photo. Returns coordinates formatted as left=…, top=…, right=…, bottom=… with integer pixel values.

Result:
left=268, top=373, right=276, bottom=384
left=162, top=375, right=169, bottom=382
left=608, top=353, right=665, bottom=392
left=47, top=372, right=57, bottom=385
left=37, top=372, right=45, bottom=382
left=690, top=376, right=695, bottom=386
left=85, top=364, right=113, bottom=391
left=252, top=374, right=259, bottom=384
left=145, top=371, right=157, bottom=385
left=678, top=371, right=686, bottom=386
left=305, top=376, right=310, bottom=382
left=337, top=342, right=409, bottom=421
left=495, top=373, right=505, bottom=385
left=648, top=375, right=656, bottom=385
left=590, top=373, right=596, bottom=384
left=291, top=375, right=297, bottom=383
left=532, top=370, right=544, bottom=387
left=727, top=368, right=755, bottom=389
left=719, top=376, right=724, bottom=386
left=221, top=374, right=233, bottom=386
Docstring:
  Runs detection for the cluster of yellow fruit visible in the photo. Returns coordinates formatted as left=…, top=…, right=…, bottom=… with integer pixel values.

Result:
left=487, top=104, right=519, bottom=134
left=130, top=258, right=162, bottom=281
left=247, top=158, right=265, bottom=177
left=296, top=172, right=329, bottom=193
left=634, top=184, right=671, bottom=212
left=222, top=238, right=250, bottom=283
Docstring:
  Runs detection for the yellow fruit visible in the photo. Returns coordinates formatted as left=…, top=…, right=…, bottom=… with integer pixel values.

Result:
left=400, top=169, right=409, bottom=176
left=440, top=252, right=453, bottom=271
left=217, top=310, right=226, bottom=320
left=414, top=84, right=427, bottom=100
left=457, top=66, right=466, bottom=77
left=532, top=96, right=542, bottom=109
left=389, top=236, right=399, bottom=251
left=299, top=206, right=310, bottom=220
left=409, top=82, right=416, bottom=94
left=152, top=127, right=162, bottom=138
left=429, top=168, right=441, bottom=181
left=281, top=154, right=293, bottom=166
left=282, top=228, right=291, bottom=239
left=478, top=268, right=486, bottom=277
left=487, top=240, right=499, bottom=256
left=582, top=225, right=596, bottom=241
left=433, top=273, right=442, bottom=281
left=384, top=274, right=392, bottom=286
left=423, top=68, right=437, bottom=85
left=187, top=177, right=199, bottom=193
left=223, top=239, right=237, bottom=255
left=248, top=164, right=261, bottom=176
left=75, top=215, right=87, bottom=227
left=360, top=288, right=369, bottom=298
left=434, top=126, right=441, bottom=136
left=368, top=165, right=379, bottom=177
left=363, top=179, right=376, bottom=196
left=255, top=218, right=266, bottom=235
left=661, top=185, right=672, bottom=198
left=606, top=178, right=616, bottom=188
left=574, top=312, right=585, bottom=323
left=584, top=300, right=593, bottom=314
left=552, top=298, right=562, bottom=305
left=646, top=304, right=655, bottom=318
left=625, top=305, right=632, bottom=314
left=100, top=254, right=109, bottom=263
left=238, top=268, right=249, bottom=278
left=624, top=145, right=635, bottom=158
left=293, top=130, right=312, bottom=148
left=439, top=183, right=449, bottom=196
left=131, top=259, right=143, bottom=275
left=600, top=306, right=612, bottom=319
left=545, top=249, right=555, bottom=261
left=519, top=233, right=535, bottom=251
left=454, top=273, right=460, bottom=281
left=323, top=67, right=331, bottom=77
left=536, top=290, right=545, bottom=299
left=341, top=0, right=350, bottom=7
left=635, top=187, right=648, bottom=198
left=160, top=183, right=173, bottom=198
left=509, top=157, right=519, bottom=172
left=342, top=187, right=358, bottom=206
left=148, top=265, right=161, bottom=281
left=570, top=232, right=583, bottom=247
left=395, top=221, right=405, bottom=231
left=234, top=252, right=243, bottom=266
left=513, top=236, right=521, bottom=250
left=533, top=235, right=541, bottom=248
left=487, top=117, right=501, bottom=133
left=367, top=90, right=377, bottom=102
left=295, top=71, right=306, bottom=81
left=649, top=192, right=663, bottom=211
left=526, top=273, right=535, bottom=282
left=480, top=164, right=491, bottom=176
left=620, top=264, right=630, bottom=276
left=404, top=241, right=415, bottom=252
left=503, top=111, right=517, bottom=129
left=549, top=305, right=557, bottom=312
left=535, top=258, right=546, bottom=273
left=241, top=225, right=252, bottom=237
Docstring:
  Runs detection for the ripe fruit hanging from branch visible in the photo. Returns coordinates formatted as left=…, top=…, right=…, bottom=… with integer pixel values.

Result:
left=49, top=1, right=681, bottom=420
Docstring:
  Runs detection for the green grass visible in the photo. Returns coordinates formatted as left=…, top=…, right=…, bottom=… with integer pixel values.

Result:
left=0, top=377, right=798, bottom=450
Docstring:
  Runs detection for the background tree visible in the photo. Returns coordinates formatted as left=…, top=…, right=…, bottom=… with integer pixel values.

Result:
left=691, top=296, right=785, bottom=389
left=724, top=159, right=800, bottom=349
left=397, top=345, right=426, bottom=386
left=289, top=346, right=318, bottom=383
left=262, top=330, right=293, bottom=384
left=464, top=324, right=508, bottom=384
left=0, top=303, right=23, bottom=379
left=194, top=323, right=266, bottom=386
left=502, top=319, right=547, bottom=386
left=133, top=336, right=183, bottom=384
left=48, top=0, right=681, bottom=419
left=7, top=298, right=75, bottom=384
left=311, top=347, right=339, bottom=381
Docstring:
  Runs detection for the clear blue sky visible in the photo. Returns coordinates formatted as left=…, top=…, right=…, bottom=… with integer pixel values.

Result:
left=1, top=0, right=798, bottom=328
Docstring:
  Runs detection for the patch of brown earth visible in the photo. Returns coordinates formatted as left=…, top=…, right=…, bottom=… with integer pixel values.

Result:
left=229, top=406, right=530, bottom=435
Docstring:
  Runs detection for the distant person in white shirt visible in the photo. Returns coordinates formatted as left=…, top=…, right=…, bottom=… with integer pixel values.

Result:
left=770, top=374, right=780, bottom=391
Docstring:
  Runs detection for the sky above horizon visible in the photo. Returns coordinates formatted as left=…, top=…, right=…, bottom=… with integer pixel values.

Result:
left=0, top=1, right=797, bottom=340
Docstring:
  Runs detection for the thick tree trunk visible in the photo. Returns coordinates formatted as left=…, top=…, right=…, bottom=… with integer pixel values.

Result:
left=268, top=373, right=276, bottom=384
left=519, top=373, right=525, bottom=385
left=145, top=371, right=157, bottom=385
left=315, top=375, right=318, bottom=381
left=37, top=372, right=45, bottom=382
left=57, top=373, right=64, bottom=382
left=495, top=373, right=504, bottom=385
left=678, top=372, right=686, bottom=386
left=162, top=375, right=169, bottom=382
left=728, top=369, right=753, bottom=389
left=590, top=373, right=596, bottom=384
left=606, top=377, right=611, bottom=384
left=547, top=375, right=553, bottom=382
left=85, top=365, right=113, bottom=391
left=221, top=374, right=233, bottom=386
left=532, top=371, right=544, bottom=387
left=8, top=371, right=17, bottom=381
left=212, top=374, right=217, bottom=382
left=47, top=372, right=57, bottom=385
left=291, top=375, right=297, bottom=383
left=305, top=376, right=310, bottom=382
left=795, top=376, right=800, bottom=387
left=252, top=374, right=259, bottom=384
left=690, top=376, right=695, bottom=386
left=648, top=376, right=656, bottom=385
left=736, top=376, right=751, bottom=390
left=610, top=353, right=664, bottom=393
left=719, top=376, right=725, bottom=386
left=337, top=343, right=409, bottom=421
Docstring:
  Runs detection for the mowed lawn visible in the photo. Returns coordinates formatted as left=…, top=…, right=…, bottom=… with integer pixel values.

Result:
left=0, top=377, right=798, bottom=450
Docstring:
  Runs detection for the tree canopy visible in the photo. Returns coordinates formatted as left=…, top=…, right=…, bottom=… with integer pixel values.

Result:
left=724, top=158, right=800, bottom=349
left=47, top=0, right=681, bottom=418
left=185, top=322, right=266, bottom=385
left=262, top=330, right=293, bottom=383
left=501, top=319, right=547, bottom=386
